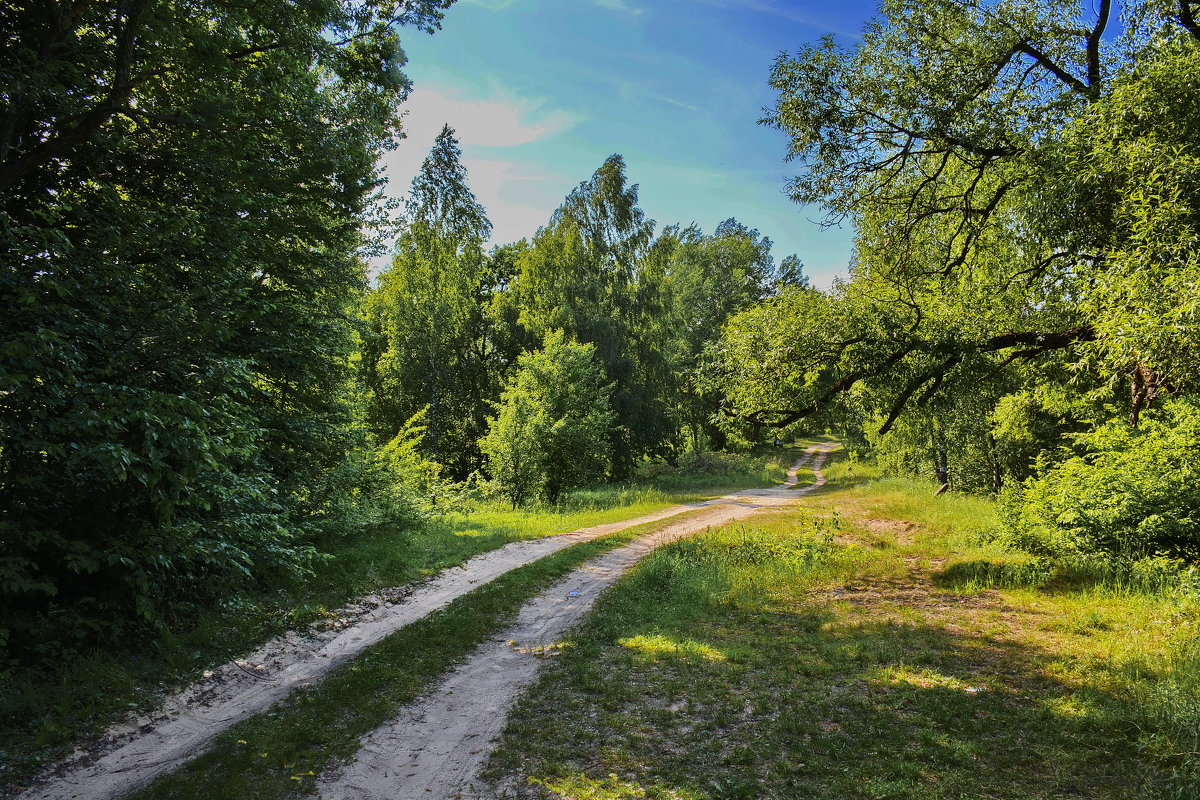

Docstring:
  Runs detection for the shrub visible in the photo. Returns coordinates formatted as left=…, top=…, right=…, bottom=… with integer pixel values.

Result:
left=1004, top=399, right=1200, bottom=561
left=481, top=331, right=614, bottom=506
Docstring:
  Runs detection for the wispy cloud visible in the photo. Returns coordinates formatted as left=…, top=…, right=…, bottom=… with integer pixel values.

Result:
left=377, top=81, right=583, bottom=255
left=460, top=0, right=518, bottom=10
left=592, top=0, right=645, bottom=16
left=694, top=0, right=858, bottom=36
left=619, top=82, right=701, bottom=113
left=398, top=81, right=583, bottom=149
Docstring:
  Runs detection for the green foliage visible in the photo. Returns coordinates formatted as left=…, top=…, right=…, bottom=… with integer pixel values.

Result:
left=713, top=0, right=1200, bottom=570
left=482, top=332, right=615, bottom=505
left=363, top=125, right=493, bottom=479
left=0, top=0, right=451, bottom=652
left=1057, top=33, right=1200, bottom=378
left=646, top=219, right=780, bottom=449
left=1004, top=399, right=1200, bottom=561
left=510, top=156, right=672, bottom=474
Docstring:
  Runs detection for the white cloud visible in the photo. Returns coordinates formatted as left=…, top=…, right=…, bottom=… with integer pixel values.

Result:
left=376, top=82, right=584, bottom=262
left=618, top=82, right=700, bottom=113
left=397, top=81, right=583, bottom=150
left=592, top=0, right=645, bottom=15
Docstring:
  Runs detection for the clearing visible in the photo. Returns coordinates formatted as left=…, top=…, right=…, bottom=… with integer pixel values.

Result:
left=481, top=458, right=1200, bottom=799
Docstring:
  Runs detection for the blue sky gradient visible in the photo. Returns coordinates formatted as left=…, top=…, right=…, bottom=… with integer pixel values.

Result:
left=383, top=0, right=881, bottom=286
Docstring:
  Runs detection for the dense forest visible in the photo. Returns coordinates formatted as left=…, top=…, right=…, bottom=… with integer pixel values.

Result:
left=3, top=0, right=1199, bottom=727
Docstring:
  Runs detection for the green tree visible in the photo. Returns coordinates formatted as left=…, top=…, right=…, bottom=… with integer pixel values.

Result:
left=645, top=220, right=780, bottom=449
left=364, top=124, right=492, bottom=479
left=481, top=332, right=614, bottom=506
left=0, top=0, right=454, bottom=648
left=511, top=155, right=671, bottom=474
left=713, top=0, right=1200, bottom=495
left=751, top=0, right=1200, bottom=424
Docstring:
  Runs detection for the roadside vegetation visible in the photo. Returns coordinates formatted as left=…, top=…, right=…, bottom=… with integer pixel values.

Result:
left=124, top=508, right=732, bottom=800
left=485, top=456, right=1200, bottom=800
left=0, top=448, right=794, bottom=793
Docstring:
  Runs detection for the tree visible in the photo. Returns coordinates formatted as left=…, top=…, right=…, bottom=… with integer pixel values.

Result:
left=645, top=220, right=780, bottom=449
left=0, top=0, right=455, bottom=649
left=511, top=155, right=672, bottom=474
left=481, top=332, right=613, bottom=506
left=714, top=0, right=1200, bottom=564
left=749, top=0, right=1200, bottom=427
left=364, top=124, right=492, bottom=479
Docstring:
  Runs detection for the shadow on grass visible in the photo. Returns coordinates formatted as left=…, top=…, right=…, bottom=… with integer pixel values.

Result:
left=932, top=556, right=1199, bottom=598
left=932, top=559, right=1056, bottom=591
left=497, top=599, right=1190, bottom=800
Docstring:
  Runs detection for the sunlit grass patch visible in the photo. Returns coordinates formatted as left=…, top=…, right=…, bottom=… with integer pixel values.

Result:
left=486, top=465, right=1200, bottom=800
left=531, top=773, right=700, bottom=800
left=618, top=634, right=726, bottom=663
left=869, top=664, right=987, bottom=693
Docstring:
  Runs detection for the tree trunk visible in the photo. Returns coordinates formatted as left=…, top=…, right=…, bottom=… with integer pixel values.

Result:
left=988, top=433, right=1003, bottom=493
left=931, top=420, right=949, bottom=486
left=1129, top=363, right=1159, bottom=427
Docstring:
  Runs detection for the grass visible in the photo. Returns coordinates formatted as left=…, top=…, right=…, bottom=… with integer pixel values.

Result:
left=126, top=509, right=721, bottom=800
left=483, top=455, right=1200, bottom=800
left=0, top=447, right=801, bottom=794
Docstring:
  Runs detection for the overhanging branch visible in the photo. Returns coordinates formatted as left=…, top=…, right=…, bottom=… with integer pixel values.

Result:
left=740, top=325, right=1095, bottom=429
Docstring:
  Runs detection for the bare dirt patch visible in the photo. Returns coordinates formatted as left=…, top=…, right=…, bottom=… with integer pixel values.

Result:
left=861, top=517, right=919, bottom=545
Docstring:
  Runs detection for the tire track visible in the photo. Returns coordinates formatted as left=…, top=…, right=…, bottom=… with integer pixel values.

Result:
left=316, top=444, right=835, bottom=800
left=18, top=446, right=832, bottom=800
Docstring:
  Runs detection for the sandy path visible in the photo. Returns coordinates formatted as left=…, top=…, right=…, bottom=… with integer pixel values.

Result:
left=18, top=446, right=833, bottom=800
left=316, top=444, right=835, bottom=800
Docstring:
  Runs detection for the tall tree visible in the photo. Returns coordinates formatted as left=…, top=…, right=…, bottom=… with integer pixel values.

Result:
left=716, top=0, right=1200, bottom=517
left=364, top=125, right=492, bottom=478
left=0, top=0, right=455, bottom=647
left=512, top=155, right=671, bottom=474
left=746, top=0, right=1200, bottom=427
left=646, top=220, right=780, bottom=449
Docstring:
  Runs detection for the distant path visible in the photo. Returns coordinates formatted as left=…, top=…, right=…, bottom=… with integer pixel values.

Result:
left=19, top=445, right=835, bottom=800
left=316, top=444, right=837, bottom=800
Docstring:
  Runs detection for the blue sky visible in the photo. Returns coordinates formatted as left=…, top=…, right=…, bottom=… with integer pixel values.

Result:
left=381, top=0, right=881, bottom=287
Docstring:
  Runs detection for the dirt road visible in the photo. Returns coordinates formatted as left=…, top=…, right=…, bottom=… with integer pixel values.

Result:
left=21, top=444, right=834, bottom=800
left=316, top=444, right=835, bottom=800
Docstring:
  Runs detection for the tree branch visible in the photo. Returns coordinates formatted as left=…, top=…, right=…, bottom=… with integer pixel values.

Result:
left=1016, top=42, right=1091, bottom=97
left=741, top=325, right=1095, bottom=429
left=1086, top=0, right=1112, bottom=89
left=1179, top=0, right=1200, bottom=41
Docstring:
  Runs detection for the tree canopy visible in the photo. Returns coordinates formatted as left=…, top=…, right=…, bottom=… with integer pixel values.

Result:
left=732, top=0, right=1200, bottom=429
left=0, top=0, right=454, bottom=648
left=712, top=0, right=1200, bottom=558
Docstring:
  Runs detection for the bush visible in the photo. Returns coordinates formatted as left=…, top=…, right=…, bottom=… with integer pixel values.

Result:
left=481, top=331, right=614, bottom=506
left=1004, top=399, right=1200, bottom=561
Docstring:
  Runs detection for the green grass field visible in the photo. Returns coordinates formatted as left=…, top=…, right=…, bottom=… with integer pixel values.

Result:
left=484, top=453, right=1200, bottom=800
